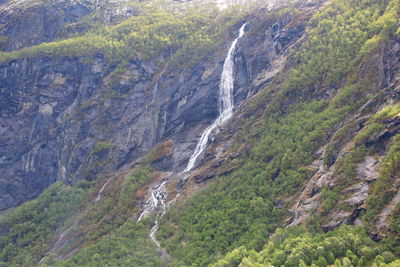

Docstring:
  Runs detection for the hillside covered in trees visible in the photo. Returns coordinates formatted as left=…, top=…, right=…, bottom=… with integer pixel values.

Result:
left=0, top=0, right=399, bottom=266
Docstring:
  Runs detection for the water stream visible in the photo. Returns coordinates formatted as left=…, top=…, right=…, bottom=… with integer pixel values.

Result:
left=184, top=22, right=247, bottom=172
left=152, top=63, right=169, bottom=103
left=95, top=177, right=113, bottom=203
left=138, top=22, right=248, bottom=248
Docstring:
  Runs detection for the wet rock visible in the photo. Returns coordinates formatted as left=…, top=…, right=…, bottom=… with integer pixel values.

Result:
left=0, top=52, right=226, bottom=209
left=0, top=1, right=91, bottom=51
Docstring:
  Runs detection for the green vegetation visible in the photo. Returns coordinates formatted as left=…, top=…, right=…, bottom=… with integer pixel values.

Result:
left=317, top=105, right=400, bottom=225
left=334, top=146, right=368, bottom=188
left=41, top=219, right=162, bottom=267
left=0, top=34, right=122, bottom=63
left=156, top=0, right=400, bottom=265
left=355, top=105, right=400, bottom=145
left=0, top=163, right=156, bottom=267
left=0, top=2, right=244, bottom=67
left=158, top=100, right=351, bottom=266
left=1, top=0, right=400, bottom=266
left=78, top=166, right=152, bottom=243
left=212, top=225, right=400, bottom=267
left=320, top=189, right=340, bottom=216
left=92, top=141, right=112, bottom=154
left=0, top=183, right=85, bottom=266
left=384, top=204, right=400, bottom=256
left=41, top=167, right=161, bottom=266
left=364, top=134, right=400, bottom=228
left=326, top=104, right=400, bottom=230
left=284, top=0, right=399, bottom=94
left=119, top=167, right=152, bottom=210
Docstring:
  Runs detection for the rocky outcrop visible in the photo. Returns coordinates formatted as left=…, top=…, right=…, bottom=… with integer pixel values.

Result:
left=376, top=189, right=400, bottom=233
left=0, top=10, right=277, bottom=210
left=0, top=0, right=326, bottom=212
left=287, top=35, right=400, bottom=232
left=0, top=49, right=229, bottom=210
left=0, top=0, right=136, bottom=52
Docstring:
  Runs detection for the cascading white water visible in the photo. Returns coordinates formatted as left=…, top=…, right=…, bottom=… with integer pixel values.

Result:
left=184, top=22, right=247, bottom=172
left=95, top=177, right=113, bottom=202
left=138, top=23, right=247, bottom=248
left=137, top=181, right=167, bottom=222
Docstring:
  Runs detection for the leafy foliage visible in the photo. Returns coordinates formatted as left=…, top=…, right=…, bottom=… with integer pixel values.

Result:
left=283, top=0, right=399, bottom=94
left=92, top=141, right=112, bottom=154
left=0, top=164, right=155, bottom=266
left=364, top=134, right=400, bottom=227
left=158, top=98, right=351, bottom=266
left=0, top=183, right=85, bottom=266
left=1, top=0, right=400, bottom=266
left=0, top=2, right=243, bottom=67
left=75, top=166, right=152, bottom=244
left=212, top=225, right=399, bottom=267
left=157, top=0, right=400, bottom=265
left=41, top=219, right=162, bottom=267
left=119, top=167, right=152, bottom=210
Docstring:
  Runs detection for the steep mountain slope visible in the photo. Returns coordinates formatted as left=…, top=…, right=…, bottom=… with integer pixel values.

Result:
left=0, top=0, right=399, bottom=266
left=0, top=0, right=246, bottom=210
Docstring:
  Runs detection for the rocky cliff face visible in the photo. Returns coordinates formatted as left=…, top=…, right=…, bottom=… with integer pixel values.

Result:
left=0, top=0, right=311, bottom=211
left=0, top=0, right=136, bottom=52
left=0, top=52, right=220, bottom=209
left=1, top=0, right=400, bottom=265
left=288, top=37, right=400, bottom=234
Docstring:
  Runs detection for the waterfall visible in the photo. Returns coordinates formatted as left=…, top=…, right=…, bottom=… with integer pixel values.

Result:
left=184, top=22, right=247, bottom=172
left=138, top=22, right=247, bottom=248
left=137, top=181, right=167, bottom=222
left=94, top=177, right=113, bottom=203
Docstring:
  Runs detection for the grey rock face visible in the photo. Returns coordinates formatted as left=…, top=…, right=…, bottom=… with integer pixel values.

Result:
left=0, top=50, right=223, bottom=209
left=0, top=56, right=103, bottom=208
left=0, top=1, right=310, bottom=210
left=0, top=1, right=91, bottom=51
left=0, top=0, right=136, bottom=52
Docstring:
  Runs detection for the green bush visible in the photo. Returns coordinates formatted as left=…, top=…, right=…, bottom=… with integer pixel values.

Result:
left=364, top=135, right=400, bottom=227
left=157, top=1, right=400, bottom=265
left=213, top=226, right=391, bottom=267
left=0, top=2, right=243, bottom=67
left=0, top=183, right=85, bottom=266
left=47, top=219, right=162, bottom=267
left=119, top=167, right=151, bottom=209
